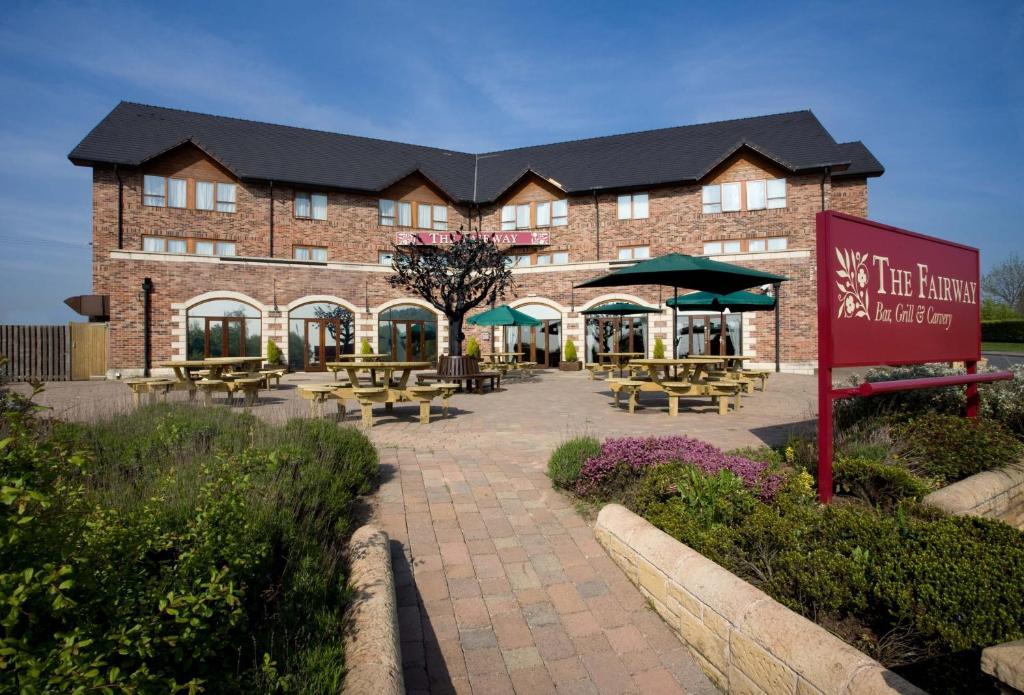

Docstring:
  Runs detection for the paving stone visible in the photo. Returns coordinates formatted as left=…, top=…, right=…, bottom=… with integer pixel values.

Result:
left=459, top=627, right=498, bottom=650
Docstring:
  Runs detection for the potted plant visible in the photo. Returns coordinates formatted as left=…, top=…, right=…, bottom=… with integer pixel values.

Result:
left=265, top=338, right=284, bottom=369
left=360, top=338, right=374, bottom=355
left=653, top=337, right=666, bottom=359
left=560, top=339, right=582, bottom=371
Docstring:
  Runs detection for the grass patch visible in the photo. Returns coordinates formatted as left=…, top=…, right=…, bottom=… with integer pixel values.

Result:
left=983, top=341, right=1024, bottom=353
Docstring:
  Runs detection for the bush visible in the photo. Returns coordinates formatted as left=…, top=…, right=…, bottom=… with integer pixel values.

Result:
left=267, top=338, right=282, bottom=364
left=894, top=413, right=1023, bottom=484
left=982, top=299, right=1020, bottom=321
left=833, top=455, right=933, bottom=508
left=360, top=338, right=373, bottom=354
left=2, top=402, right=379, bottom=692
left=833, top=364, right=965, bottom=428
left=981, top=365, right=1024, bottom=440
left=574, top=435, right=783, bottom=501
left=563, top=339, right=578, bottom=363
left=653, top=337, right=666, bottom=359
left=465, top=336, right=481, bottom=358
left=547, top=436, right=600, bottom=489
left=982, top=319, right=1024, bottom=343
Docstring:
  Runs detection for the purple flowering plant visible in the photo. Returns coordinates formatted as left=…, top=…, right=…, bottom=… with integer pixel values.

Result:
left=575, top=435, right=783, bottom=500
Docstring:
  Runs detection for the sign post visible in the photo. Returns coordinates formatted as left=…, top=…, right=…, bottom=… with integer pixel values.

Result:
left=815, top=211, right=986, bottom=503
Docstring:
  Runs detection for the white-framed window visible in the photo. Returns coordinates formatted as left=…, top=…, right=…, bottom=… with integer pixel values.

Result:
left=703, top=241, right=722, bottom=255
left=536, top=254, right=551, bottom=266
left=767, top=236, right=788, bottom=251
left=196, top=181, right=214, bottom=210
left=379, top=251, right=394, bottom=265
left=514, top=254, right=531, bottom=267
left=195, top=240, right=215, bottom=255
left=721, top=182, right=741, bottom=212
left=216, top=184, right=237, bottom=213
left=767, top=179, right=787, bottom=208
left=746, top=180, right=766, bottom=211
left=552, top=199, right=568, bottom=226
left=295, top=191, right=311, bottom=218
left=215, top=241, right=236, bottom=256
left=379, top=199, right=395, bottom=226
left=142, top=235, right=165, bottom=252
left=295, top=192, right=326, bottom=220
left=166, top=238, right=187, bottom=254
left=168, top=179, right=187, bottom=209
left=143, top=175, right=166, bottom=207
left=536, top=201, right=551, bottom=227
left=748, top=239, right=766, bottom=252
left=501, top=205, right=516, bottom=231
left=417, top=204, right=431, bottom=229
left=617, top=193, right=649, bottom=220
left=723, top=240, right=742, bottom=254
left=294, top=246, right=327, bottom=261
left=701, top=185, right=721, bottom=214
left=515, top=204, right=531, bottom=230
left=552, top=251, right=569, bottom=265
left=432, top=205, right=447, bottom=231
left=398, top=201, right=412, bottom=227
left=311, top=193, right=327, bottom=220
left=617, top=245, right=650, bottom=260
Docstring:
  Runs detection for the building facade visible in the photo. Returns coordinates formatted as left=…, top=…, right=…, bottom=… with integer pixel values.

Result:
left=69, top=103, right=883, bottom=376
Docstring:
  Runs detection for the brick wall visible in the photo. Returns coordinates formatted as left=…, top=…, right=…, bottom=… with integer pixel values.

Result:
left=90, top=149, right=872, bottom=373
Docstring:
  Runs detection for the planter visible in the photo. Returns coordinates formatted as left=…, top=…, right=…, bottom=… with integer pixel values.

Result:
left=559, top=361, right=583, bottom=371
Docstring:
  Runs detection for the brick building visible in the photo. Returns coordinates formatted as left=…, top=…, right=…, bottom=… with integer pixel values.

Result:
left=68, top=102, right=883, bottom=376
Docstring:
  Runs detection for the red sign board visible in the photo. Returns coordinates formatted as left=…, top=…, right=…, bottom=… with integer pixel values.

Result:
left=396, top=230, right=551, bottom=246
left=816, top=211, right=980, bottom=367
left=815, top=211, right=984, bottom=504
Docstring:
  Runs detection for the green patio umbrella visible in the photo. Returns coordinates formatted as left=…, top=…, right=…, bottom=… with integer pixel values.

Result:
left=668, top=290, right=776, bottom=356
left=467, top=304, right=541, bottom=353
left=580, top=301, right=661, bottom=316
left=576, top=254, right=786, bottom=358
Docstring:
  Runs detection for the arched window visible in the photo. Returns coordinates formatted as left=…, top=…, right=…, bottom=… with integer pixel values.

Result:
left=186, top=299, right=261, bottom=360
left=504, top=303, right=563, bottom=368
left=585, top=304, right=648, bottom=364
left=288, top=302, right=355, bottom=371
left=378, top=305, right=437, bottom=362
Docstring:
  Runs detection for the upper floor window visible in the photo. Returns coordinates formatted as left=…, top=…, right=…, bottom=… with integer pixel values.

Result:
left=216, top=184, right=237, bottom=213
left=703, top=237, right=787, bottom=255
left=617, top=245, right=650, bottom=261
left=417, top=204, right=447, bottom=231
left=501, top=199, right=568, bottom=230
left=617, top=193, right=649, bottom=220
left=143, top=175, right=166, bottom=207
left=144, top=175, right=236, bottom=213
left=702, top=178, right=785, bottom=214
left=377, top=199, right=419, bottom=227
left=142, top=235, right=236, bottom=256
left=379, top=251, right=395, bottom=265
left=294, top=245, right=328, bottom=261
left=509, top=250, right=569, bottom=267
left=295, top=192, right=328, bottom=220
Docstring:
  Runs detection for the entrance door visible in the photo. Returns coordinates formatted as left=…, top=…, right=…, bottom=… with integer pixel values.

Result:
left=391, top=321, right=429, bottom=361
left=205, top=317, right=245, bottom=358
left=303, top=318, right=342, bottom=371
left=70, top=322, right=108, bottom=380
left=507, top=320, right=562, bottom=367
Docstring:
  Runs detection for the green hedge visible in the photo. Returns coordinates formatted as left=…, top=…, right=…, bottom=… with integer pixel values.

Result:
left=1, top=400, right=379, bottom=693
left=982, top=319, right=1024, bottom=343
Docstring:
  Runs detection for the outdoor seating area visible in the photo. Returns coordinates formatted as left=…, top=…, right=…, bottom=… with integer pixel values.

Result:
left=124, top=356, right=278, bottom=406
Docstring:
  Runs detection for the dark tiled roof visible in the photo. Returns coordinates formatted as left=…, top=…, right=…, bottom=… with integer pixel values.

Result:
left=832, top=141, right=885, bottom=178
left=68, top=102, right=883, bottom=203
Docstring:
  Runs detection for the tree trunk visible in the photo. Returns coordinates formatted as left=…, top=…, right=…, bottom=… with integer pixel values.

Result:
left=448, top=317, right=464, bottom=356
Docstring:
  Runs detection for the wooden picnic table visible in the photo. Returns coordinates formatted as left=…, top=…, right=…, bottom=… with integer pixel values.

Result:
left=598, top=351, right=645, bottom=377
left=608, top=357, right=742, bottom=415
left=325, top=354, right=390, bottom=380
left=482, top=352, right=524, bottom=365
left=200, top=356, right=264, bottom=379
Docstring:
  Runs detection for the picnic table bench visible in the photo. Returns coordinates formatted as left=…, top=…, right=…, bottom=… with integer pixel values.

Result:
left=417, top=356, right=500, bottom=393
left=605, top=358, right=746, bottom=415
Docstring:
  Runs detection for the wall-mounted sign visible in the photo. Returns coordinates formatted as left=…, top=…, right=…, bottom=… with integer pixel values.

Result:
left=395, top=230, right=551, bottom=246
left=816, top=211, right=980, bottom=368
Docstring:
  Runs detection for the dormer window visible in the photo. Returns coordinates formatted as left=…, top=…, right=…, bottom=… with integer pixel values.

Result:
left=416, top=204, right=448, bottom=231
left=143, top=175, right=166, bottom=206
left=703, top=178, right=786, bottom=214
left=501, top=199, right=568, bottom=230
left=295, top=191, right=327, bottom=220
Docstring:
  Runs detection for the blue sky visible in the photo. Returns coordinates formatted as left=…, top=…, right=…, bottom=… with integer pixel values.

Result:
left=0, top=0, right=1021, bottom=323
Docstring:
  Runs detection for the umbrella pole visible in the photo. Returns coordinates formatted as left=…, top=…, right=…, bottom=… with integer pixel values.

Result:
left=720, top=311, right=725, bottom=356
left=672, top=286, right=678, bottom=358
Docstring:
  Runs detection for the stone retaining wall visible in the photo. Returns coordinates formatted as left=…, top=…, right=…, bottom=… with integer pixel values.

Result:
left=982, top=639, right=1024, bottom=695
left=923, top=461, right=1024, bottom=529
left=594, top=504, right=926, bottom=695
left=342, top=525, right=404, bottom=695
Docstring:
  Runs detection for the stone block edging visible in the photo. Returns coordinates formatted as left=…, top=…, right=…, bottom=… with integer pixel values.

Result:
left=923, top=460, right=1024, bottom=529
left=342, top=524, right=403, bottom=695
left=981, top=639, right=1024, bottom=693
left=594, top=504, right=927, bottom=695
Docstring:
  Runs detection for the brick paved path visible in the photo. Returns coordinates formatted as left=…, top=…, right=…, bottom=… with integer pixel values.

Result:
left=18, top=371, right=819, bottom=693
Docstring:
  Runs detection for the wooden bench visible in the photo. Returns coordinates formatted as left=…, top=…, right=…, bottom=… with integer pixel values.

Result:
left=225, top=377, right=263, bottom=406
left=606, top=378, right=648, bottom=414
left=742, top=370, right=770, bottom=391
left=416, top=356, right=500, bottom=393
left=124, top=378, right=177, bottom=406
left=585, top=363, right=614, bottom=379
left=299, top=385, right=337, bottom=418
left=259, top=369, right=286, bottom=389
left=196, top=379, right=227, bottom=405
left=706, top=369, right=756, bottom=394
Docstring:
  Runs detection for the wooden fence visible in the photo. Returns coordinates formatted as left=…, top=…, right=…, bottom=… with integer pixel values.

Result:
left=0, top=324, right=71, bottom=382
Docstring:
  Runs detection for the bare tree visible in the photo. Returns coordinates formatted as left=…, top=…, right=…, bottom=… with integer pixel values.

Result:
left=388, top=232, right=513, bottom=356
left=983, top=254, right=1024, bottom=313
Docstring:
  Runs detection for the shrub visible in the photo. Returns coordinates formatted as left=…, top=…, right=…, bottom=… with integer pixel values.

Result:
left=653, top=337, right=666, bottom=359
left=894, top=413, right=1023, bottom=483
left=3, top=402, right=379, bottom=692
left=547, top=436, right=600, bottom=489
left=574, top=435, right=783, bottom=501
left=981, top=365, right=1024, bottom=440
left=360, top=337, right=373, bottom=355
left=466, top=336, right=481, bottom=358
left=981, top=298, right=1020, bottom=321
left=267, top=338, right=282, bottom=364
left=833, top=364, right=964, bottom=428
left=832, top=455, right=933, bottom=508
left=563, top=339, right=578, bottom=363
left=982, top=319, right=1024, bottom=343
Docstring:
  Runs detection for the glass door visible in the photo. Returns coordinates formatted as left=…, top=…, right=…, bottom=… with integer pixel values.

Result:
left=204, top=316, right=246, bottom=358
left=393, top=322, right=409, bottom=361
